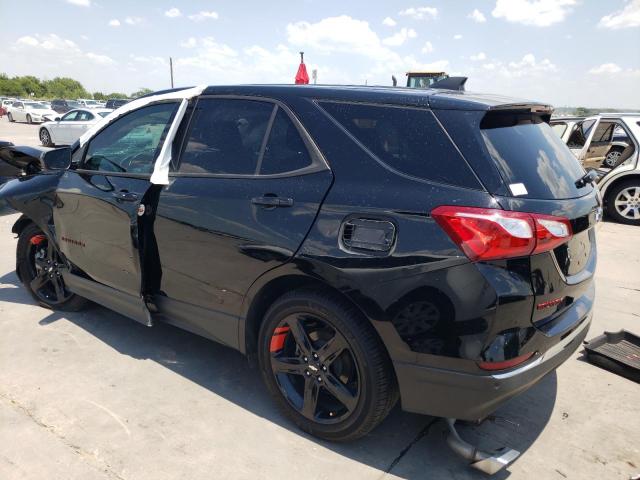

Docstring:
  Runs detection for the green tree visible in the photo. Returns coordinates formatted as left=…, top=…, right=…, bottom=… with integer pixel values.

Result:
left=130, top=87, right=153, bottom=98
left=106, top=92, right=128, bottom=99
left=92, top=91, right=106, bottom=100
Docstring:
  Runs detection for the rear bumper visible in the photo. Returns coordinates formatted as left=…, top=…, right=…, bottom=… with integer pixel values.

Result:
left=394, top=315, right=591, bottom=421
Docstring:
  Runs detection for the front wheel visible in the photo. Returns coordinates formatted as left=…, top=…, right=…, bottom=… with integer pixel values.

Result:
left=17, top=223, right=89, bottom=311
left=26, top=114, right=32, bottom=124
left=39, top=128, right=53, bottom=147
left=258, top=289, right=397, bottom=442
left=7, top=113, right=13, bottom=122
left=606, top=180, right=640, bottom=226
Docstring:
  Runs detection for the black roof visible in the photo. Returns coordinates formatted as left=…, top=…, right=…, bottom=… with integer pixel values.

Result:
left=199, top=84, right=550, bottom=112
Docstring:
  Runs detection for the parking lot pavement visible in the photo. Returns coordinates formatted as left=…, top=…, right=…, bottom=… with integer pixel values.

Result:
left=0, top=197, right=639, bottom=478
left=0, top=116, right=42, bottom=147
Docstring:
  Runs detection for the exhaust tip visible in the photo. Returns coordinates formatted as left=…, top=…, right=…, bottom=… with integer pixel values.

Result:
left=445, top=418, right=520, bottom=475
left=470, top=448, right=520, bottom=475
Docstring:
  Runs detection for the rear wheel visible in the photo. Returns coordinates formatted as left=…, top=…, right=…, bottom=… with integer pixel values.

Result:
left=603, top=148, right=623, bottom=168
left=17, top=223, right=89, bottom=311
left=39, top=128, right=53, bottom=147
left=606, top=180, right=640, bottom=226
left=258, top=289, right=397, bottom=442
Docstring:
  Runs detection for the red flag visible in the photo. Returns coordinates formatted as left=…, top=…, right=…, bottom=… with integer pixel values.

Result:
left=295, top=52, right=309, bottom=84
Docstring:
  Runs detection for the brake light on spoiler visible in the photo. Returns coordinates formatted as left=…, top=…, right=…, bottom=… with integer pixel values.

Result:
left=431, top=206, right=572, bottom=261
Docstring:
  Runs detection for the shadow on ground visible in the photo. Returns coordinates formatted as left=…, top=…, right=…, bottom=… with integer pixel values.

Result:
left=0, top=270, right=558, bottom=479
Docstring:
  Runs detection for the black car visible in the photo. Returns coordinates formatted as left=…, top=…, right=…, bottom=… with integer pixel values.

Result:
left=105, top=98, right=129, bottom=110
left=0, top=85, right=599, bottom=472
left=50, top=99, right=82, bottom=114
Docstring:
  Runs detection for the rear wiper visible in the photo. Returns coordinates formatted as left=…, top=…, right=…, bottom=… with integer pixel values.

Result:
left=575, top=170, right=598, bottom=188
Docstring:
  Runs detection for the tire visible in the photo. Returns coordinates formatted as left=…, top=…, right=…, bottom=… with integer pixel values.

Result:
left=17, top=223, right=89, bottom=311
left=39, top=128, right=53, bottom=147
left=606, top=180, right=640, bottom=226
left=26, top=114, right=32, bottom=124
left=603, top=148, right=623, bottom=168
left=7, top=113, right=13, bottom=122
left=258, top=289, right=397, bottom=442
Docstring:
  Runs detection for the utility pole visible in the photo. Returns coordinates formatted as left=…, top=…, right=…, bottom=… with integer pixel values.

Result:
left=169, top=57, right=174, bottom=88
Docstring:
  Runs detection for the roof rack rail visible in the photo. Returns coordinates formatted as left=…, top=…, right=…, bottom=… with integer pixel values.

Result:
left=430, top=76, right=467, bottom=92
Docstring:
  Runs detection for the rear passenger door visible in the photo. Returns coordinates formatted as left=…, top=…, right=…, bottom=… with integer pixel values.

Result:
left=154, top=96, right=332, bottom=347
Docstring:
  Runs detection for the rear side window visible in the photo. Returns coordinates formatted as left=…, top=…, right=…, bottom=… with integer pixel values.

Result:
left=480, top=112, right=590, bottom=199
left=179, top=98, right=274, bottom=175
left=319, top=102, right=481, bottom=188
left=259, top=108, right=312, bottom=175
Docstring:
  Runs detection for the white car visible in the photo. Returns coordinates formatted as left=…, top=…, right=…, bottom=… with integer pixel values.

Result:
left=39, top=108, right=112, bottom=146
left=7, top=101, right=58, bottom=124
left=76, top=99, right=102, bottom=109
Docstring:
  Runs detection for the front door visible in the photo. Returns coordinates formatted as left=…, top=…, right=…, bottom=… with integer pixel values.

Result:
left=53, top=101, right=180, bottom=325
left=153, top=97, right=332, bottom=347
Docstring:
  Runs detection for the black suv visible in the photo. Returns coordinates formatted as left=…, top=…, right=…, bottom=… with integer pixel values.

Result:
left=50, top=99, right=82, bottom=114
left=0, top=85, right=598, bottom=461
left=105, top=98, right=129, bottom=110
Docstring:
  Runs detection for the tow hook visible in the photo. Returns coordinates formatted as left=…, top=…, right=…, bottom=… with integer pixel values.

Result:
left=444, top=418, right=520, bottom=475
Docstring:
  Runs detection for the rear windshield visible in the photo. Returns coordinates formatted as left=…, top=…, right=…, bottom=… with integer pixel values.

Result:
left=480, top=112, right=590, bottom=199
left=319, top=102, right=481, bottom=189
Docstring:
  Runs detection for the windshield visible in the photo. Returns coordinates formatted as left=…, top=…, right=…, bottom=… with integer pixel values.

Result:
left=67, top=101, right=81, bottom=108
left=26, top=103, right=47, bottom=109
left=480, top=112, right=591, bottom=199
left=85, top=101, right=99, bottom=106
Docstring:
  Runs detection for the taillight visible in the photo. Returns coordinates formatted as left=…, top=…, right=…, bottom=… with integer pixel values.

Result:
left=431, top=206, right=572, bottom=261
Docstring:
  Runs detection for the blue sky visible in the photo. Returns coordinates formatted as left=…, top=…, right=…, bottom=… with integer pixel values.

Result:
left=0, top=0, right=639, bottom=107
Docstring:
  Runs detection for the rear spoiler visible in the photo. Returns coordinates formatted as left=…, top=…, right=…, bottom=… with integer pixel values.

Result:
left=431, top=76, right=467, bottom=91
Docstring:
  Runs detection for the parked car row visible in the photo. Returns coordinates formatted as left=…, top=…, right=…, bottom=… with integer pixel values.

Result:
left=551, top=113, right=640, bottom=225
left=39, top=108, right=112, bottom=147
left=2, top=97, right=129, bottom=123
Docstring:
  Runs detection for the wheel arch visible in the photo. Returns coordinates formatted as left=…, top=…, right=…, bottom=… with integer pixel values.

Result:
left=601, top=172, right=640, bottom=203
left=240, top=266, right=386, bottom=365
left=12, top=214, right=34, bottom=236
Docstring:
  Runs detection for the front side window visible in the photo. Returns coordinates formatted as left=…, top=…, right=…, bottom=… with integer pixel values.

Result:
left=83, top=102, right=178, bottom=174
left=77, top=111, right=95, bottom=121
left=567, top=119, right=595, bottom=149
left=61, top=111, right=79, bottom=121
left=179, top=98, right=274, bottom=175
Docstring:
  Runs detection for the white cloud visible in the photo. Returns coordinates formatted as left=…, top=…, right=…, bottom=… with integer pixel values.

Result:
left=470, top=52, right=486, bottom=61
left=130, top=54, right=166, bottom=66
left=421, top=41, right=434, bottom=53
left=165, top=8, right=182, bottom=18
left=16, top=36, right=39, bottom=47
left=398, top=6, right=438, bottom=20
left=506, top=53, right=556, bottom=77
left=382, top=17, right=397, bottom=27
left=124, top=16, right=143, bottom=25
left=382, top=28, right=417, bottom=46
left=66, top=0, right=90, bottom=6
left=188, top=11, right=219, bottom=21
left=589, top=63, right=622, bottom=75
left=180, top=37, right=198, bottom=48
left=468, top=9, right=487, bottom=23
left=86, top=52, right=116, bottom=65
left=108, top=19, right=120, bottom=27
left=492, top=0, right=576, bottom=27
left=598, top=0, right=640, bottom=29
left=453, top=34, right=463, bottom=40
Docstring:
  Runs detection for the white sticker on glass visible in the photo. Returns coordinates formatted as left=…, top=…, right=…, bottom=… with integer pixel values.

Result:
left=509, top=183, right=528, bottom=196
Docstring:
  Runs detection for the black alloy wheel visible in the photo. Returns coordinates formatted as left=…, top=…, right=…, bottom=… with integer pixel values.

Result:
left=17, top=223, right=88, bottom=311
left=269, top=313, right=360, bottom=424
left=259, top=290, right=397, bottom=442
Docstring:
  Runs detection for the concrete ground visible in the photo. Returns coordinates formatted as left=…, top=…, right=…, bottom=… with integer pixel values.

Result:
left=0, top=117, right=639, bottom=480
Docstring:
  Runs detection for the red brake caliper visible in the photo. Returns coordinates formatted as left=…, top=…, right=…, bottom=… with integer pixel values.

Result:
left=30, top=234, right=47, bottom=246
left=269, top=326, right=290, bottom=352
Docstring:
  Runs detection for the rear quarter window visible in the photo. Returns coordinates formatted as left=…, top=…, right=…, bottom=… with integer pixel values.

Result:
left=318, top=101, right=482, bottom=189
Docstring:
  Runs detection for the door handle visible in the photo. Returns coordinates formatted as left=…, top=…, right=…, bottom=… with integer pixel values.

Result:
left=251, top=195, right=294, bottom=208
left=113, top=191, right=139, bottom=202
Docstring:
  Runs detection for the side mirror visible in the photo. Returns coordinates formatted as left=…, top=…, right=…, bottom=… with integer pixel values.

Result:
left=54, top=117, right=61, bottom=121
left=41, top=147, right=71, bottom=171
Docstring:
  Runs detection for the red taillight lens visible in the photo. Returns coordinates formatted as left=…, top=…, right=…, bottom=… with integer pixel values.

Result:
left=477, top=351, right=535, bottom=371
left=431, top=206, right=572, bottom=261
